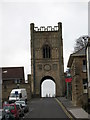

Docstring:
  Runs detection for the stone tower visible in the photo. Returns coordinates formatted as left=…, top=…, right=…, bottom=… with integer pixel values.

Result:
left=30, top=22, right=65, bottom=97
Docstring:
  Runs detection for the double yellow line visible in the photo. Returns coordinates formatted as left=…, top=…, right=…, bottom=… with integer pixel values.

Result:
left=55, top=98, right=73, bottom=119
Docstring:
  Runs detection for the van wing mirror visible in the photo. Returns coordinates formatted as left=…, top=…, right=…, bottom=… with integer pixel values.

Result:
left=20, top=93, right=22, bottom=98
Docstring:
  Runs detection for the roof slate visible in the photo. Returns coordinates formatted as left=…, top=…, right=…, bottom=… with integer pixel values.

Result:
left=67, top=47, right=85, bottom=67
left=2, top=67, right=25, bottom=80
left=71, top=47, right=85, bottom=56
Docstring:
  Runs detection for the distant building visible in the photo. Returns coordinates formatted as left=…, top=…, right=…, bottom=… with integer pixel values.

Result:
left=67, top=48, right=87, bottom=107
left=2, top=67, right=32, bottom=101
left=2, top=67, right=25, bottom=84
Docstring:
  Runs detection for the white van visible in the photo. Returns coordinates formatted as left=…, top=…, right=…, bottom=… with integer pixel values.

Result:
left=9, top=88, right=27, bottom=103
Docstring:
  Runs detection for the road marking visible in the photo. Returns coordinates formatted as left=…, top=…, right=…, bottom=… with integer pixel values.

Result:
left=55, top=98, right=73, bottom=119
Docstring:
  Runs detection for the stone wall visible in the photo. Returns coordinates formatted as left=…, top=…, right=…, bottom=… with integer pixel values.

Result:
left=71, top=57, right=87, bottom=106
left=2, top=83, right=31, bottom=102
left=30, top=22, right=65, bottom=97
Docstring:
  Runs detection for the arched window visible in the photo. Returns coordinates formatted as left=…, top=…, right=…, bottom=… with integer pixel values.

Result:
left=43, top=45, right=51, bottom=58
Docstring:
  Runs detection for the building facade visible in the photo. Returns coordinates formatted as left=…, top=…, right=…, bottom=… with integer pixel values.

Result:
left=2, top=67, right=31, bottom=101
left=2, top=67, right=25, bottom=84
left=68, top=48, right=87, bottom=107
left=87, top=38, right=90, bottom=102
left=30, top=22, right=65, bottom=97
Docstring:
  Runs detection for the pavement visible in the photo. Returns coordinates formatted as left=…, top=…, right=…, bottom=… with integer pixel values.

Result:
left=0, top=109, right=3, bottom=120
left=57, top=97, right=90, bottom=119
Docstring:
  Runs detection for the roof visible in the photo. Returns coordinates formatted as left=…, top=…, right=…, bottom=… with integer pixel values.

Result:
left=11, top=89, right=25, bottom=93
left=67, top=47, right=85, bottom=67
left=2, top=67, right=25, bottom=80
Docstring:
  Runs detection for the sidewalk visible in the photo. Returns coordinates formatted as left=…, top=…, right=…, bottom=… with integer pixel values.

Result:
left=57, top=97, right=90, bottom=119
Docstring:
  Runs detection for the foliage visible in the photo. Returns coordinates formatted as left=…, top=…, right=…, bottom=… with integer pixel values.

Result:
left=74, top=35, right=90, bottom=52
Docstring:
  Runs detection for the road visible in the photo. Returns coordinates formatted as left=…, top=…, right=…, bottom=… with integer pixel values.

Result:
left=24, top=98, right=71, bottom=119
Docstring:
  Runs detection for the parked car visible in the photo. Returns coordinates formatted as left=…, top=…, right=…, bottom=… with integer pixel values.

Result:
left=0, top=109, right=4, bottom=120
left=15, top=103, right=24, bottom=117
left=2, top=109, right=15, bottom=120
left=3, top=103, right=20, bottom=119
left=15, top=101, right=29, bottom=113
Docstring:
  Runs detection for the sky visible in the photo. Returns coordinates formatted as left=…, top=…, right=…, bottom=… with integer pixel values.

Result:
left=0, top=0, right=89, bottom=80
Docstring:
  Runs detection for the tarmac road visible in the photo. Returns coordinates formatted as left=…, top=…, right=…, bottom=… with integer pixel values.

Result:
left=24, top=98, right=70, bottom=119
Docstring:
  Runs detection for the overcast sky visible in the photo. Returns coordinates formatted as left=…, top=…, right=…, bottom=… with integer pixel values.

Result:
left=0, top=0, right=89, bottom=80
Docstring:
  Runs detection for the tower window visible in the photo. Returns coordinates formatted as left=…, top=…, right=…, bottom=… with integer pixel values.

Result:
left=43, top=45, right=51, bottom=58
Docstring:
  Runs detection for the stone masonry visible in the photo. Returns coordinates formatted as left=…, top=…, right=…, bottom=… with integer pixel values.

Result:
left=30, top=22, right=65, bottom=97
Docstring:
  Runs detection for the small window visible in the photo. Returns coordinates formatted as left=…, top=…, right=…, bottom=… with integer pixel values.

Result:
left=84, top=85, right=87, bottom=89
left=14, top=79, right=20, bottom=84
left=75, top=84, right=78, bottom=87
left=83, top=79, right=87, bottom=90
left=83, top=60, right=86, bottom=65
left=83, top=79, right=87, bottom=84
left=43, top=45, right=51, bottom=58
left=82, top=60, right=86, bottom=72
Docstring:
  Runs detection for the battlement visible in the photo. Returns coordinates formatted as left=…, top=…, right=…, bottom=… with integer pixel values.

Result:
left=34, top=26, right=58, bottom=31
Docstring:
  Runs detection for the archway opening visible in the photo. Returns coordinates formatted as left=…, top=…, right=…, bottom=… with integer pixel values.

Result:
left=40, top=77, right=56, bottom=98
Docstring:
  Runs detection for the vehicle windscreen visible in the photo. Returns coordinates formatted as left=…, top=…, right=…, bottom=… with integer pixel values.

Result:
left=10, top=93, right=19, bottom=97
left=4, top=105, right=15, bottom=110
left=16, top=101, right=25, bottom=104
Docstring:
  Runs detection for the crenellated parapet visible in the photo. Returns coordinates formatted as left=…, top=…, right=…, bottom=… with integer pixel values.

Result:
left=34, top=26, right=58, bottom=31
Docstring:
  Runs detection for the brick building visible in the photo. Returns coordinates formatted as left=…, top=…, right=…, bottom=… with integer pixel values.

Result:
left=2, top=67, right=31, bottom=101
left=2, top=67, right=25, bottom=84
left=67, top=48, right=87, bottom=107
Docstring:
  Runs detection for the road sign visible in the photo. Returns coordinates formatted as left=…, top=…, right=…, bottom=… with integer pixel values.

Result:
left=65, top=77, right=72, bottom=82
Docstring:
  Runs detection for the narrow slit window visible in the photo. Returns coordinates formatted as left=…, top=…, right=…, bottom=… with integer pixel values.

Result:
left=43, top=45, right=51, bottom=58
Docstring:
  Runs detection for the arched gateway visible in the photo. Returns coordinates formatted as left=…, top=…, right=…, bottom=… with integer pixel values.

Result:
left=30, top=22, right=65, bottom=97
left=40, top=76, right=56, bottom=97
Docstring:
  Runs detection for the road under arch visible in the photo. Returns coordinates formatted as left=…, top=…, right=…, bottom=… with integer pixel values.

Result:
left=40, top=76, right=56, bottom=97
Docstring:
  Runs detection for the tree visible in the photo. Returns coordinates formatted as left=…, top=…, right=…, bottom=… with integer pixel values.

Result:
left=74, top=35, right=90, bottom=52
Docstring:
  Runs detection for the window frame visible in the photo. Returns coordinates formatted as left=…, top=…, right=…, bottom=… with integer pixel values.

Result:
left=43, top=44, right=51, bottom=59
